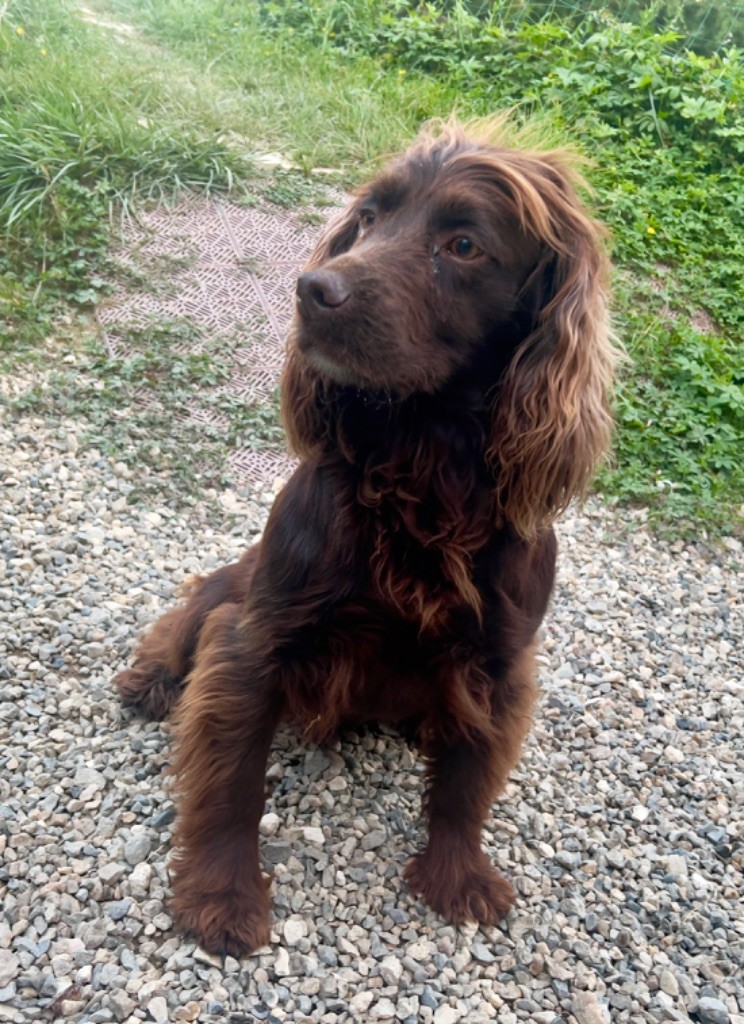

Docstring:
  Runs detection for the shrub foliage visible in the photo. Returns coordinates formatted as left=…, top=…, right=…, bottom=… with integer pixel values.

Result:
left=259, top=0, right=743, bottom=533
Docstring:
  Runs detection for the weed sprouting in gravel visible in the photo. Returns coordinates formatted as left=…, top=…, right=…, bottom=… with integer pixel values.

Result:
left=7, top=319, right=284, bottom=507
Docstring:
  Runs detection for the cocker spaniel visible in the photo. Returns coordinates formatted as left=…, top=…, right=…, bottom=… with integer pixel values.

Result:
left=114, top=118, right=617, bottom=955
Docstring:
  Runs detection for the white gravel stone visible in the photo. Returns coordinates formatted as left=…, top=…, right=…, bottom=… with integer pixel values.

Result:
left=301, top=826, right=325, bottom=845
left=349, top=991, right=374, bottom=1014
left=370, top=999, right=397, bottom=1019
left=283, top=918, right=307, bottom=945
left=260, top=812, right=281, bottom=836
left=406, top=939, right=437, bottom=961
left=124, top=835, right=151, bottom=865
left=127, top=862, right=153, bottom=898
left=379, top=954, right=403, bottom=984
left=0, top=952, right=18, bottom=988
left=99, top=862, right=126, bottom=885
left=147, top=996, right=169, bottom=1022
left=274, top=947, right=291, bottom=977
left=659, top=970, right=680, bottom=997
left=434, top=1007, right=462, bottom=1024
left=73, top=766, right=106, bottom=790
left=666, top=853, right=689, bottom=876
left=109, top=991, right=135, bottom=1020
left=572, top=992, right=612, bottom=1024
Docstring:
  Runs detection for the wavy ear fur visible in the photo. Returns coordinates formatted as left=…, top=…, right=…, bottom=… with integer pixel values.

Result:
left=484, top=148, right=620, bottom=540
left=305, top=203, right=360, bottom=267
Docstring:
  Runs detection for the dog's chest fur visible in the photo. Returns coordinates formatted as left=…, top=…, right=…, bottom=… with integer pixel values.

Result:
left=351, top=395, right=496, bottom=629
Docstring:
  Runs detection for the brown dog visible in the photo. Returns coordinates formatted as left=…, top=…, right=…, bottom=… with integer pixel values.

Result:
left=114, top=119, right=617, bottom=956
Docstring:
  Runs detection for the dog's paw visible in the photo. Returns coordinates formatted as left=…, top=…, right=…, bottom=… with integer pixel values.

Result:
left=172, top=892, right=271, bottom=957
left=113, top=665, right=182, bottom=720
left=405, top=849, right=515, bottom=926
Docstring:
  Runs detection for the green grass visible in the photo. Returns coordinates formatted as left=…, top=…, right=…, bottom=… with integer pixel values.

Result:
left=0, top=0, right=251, bottom=355
left=599, top=278, right=742, bottom=526
left=1, top=0, right=742, bottom=536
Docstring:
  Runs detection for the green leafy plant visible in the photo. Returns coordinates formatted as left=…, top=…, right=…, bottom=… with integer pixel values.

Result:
left=254, top=0, right=743, bottom=534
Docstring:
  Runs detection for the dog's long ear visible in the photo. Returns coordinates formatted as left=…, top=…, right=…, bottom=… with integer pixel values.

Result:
left=487, top=156, right=619, bottom=540
left=306, top=204, right=360, bottom=266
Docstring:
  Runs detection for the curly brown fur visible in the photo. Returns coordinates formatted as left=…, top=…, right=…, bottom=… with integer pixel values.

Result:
left=113, top=117, right=618, bottom=955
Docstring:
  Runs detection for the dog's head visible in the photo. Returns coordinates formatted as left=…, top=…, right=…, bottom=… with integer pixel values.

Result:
left=284, top=118, right=619, bottom=537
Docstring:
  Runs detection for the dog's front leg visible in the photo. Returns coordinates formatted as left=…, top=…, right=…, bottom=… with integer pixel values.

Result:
left=165, top=461, right=355, bottom=956
left=168, top=601, right=284, bottom=957
left=405, top=645, right=537, bottom=925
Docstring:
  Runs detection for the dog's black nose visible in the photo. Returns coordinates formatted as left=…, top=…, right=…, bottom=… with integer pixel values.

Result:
left=297, top=270, right=351, bottom=312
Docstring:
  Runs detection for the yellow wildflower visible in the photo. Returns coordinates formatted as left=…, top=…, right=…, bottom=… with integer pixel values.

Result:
left=646, top=226, right=656, bottom=235
left=16, top=26, right=25, bottom=35
left=398, top=69, right=407, bottom=76
left=40, top=47, right=47, bottom=55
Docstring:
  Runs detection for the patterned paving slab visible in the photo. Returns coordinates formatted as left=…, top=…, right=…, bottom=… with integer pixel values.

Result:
left=97, top=193, right=341, bottom=486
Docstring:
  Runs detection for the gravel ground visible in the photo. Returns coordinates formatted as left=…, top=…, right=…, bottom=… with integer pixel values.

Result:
left=1, top=405, right=742, bottom=1024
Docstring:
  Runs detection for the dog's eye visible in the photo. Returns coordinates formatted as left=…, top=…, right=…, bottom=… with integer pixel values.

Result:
left=359, top=210, right=376, bottom=229
left=445, top=237, right=482, bottom=260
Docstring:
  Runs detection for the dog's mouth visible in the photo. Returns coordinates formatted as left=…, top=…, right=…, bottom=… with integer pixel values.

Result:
left=303, top=347, right=363, bottom=386
left=292, top=314, right=388, bottom=389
